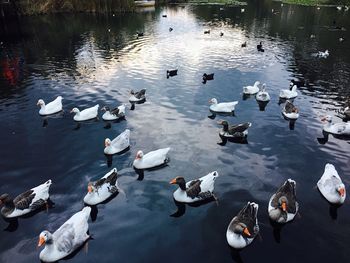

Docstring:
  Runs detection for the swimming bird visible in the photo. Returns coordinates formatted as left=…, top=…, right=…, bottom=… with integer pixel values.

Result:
left=226, top=202, right=259, bottom=249
left=209, top=98, right=238, bottom=113
left=321, top=115, right=350, bottom=135
left=37, top=96, right=63, bottom=116
left=337, top=6, right=342, bottom=10
left=255, top=84, right=270, bottom=102
left=101, top=104, right=126, bottom=121
left=268, top=179, right=299, bottom=223
left=133, top=147, right=170, bottom=169
left=71, top=104, right=99, bottom=121
left=84, top=168, right=119, bottom=205
left=167, top=69, right=178, bottom=78
left=137, top=32, right=144, bottom=37
left=204, top=30, right=210, bottom=34
left=339, top=37, right=345, bottom=42
left=104, top=129, right=130, bottom=155
left=162, top=14, right=167, bottom=17
left=217, top=120, right=251, bottom=138
left=282, top=100, right=299, bottom=120
left=169, top=27, right=173, bottom=32
left=220, top=32, right=224, bottom=37
left=243, top=81, right=260, bottom=95
left=202, top=73, right=214, bottom=84
left=316, top=50, right=329, bottom=58
left=289, top=79, right=306, bottom=89
left=317, top=164, right=346, bottom=205
left=0, top=180, right=52, bottom=218
left=170, top=171, right=219, bottom=203
left=338, top=106, right=350, bottom=120
left=257, top=42, right=264, bottom=52
left=129, top=89, right=146, bottom=103
left=241, top=42, right=247, bottom=47
left=280, top=85, right=298, bottom=99
left=38, top=207, right=91, bottom=262
left=241, top=8, right=245, bottom=13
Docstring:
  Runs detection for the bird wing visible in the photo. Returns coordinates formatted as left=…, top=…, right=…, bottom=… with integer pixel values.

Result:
left=54, top=223, right=75, bottom=253
left=233, top=202, right=258, bottom=236
left=284, top=101, right=296, bottom=113
left=274, top=180, right=297, bottom=213
left=185, top=180, right=202, bottom=199
left=110, top=107, right=120, bottom=116
left=135, top=89, right=146, bottom=99
left=13, top=190, right=36, bottom=210
left=229, top=123, right=251, bottom=133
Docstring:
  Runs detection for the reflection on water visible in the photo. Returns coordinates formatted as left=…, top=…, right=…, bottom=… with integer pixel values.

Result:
left=1, top=1, right=350, bottom=263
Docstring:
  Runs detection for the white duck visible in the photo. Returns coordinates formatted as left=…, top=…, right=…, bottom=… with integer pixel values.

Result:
left=321, top=115, right=350, bottom=135
left=129, top=89, right=146, bottom=103
left=243, top=81, right=260, bottom=95
left=316, top=50, right=329, bottom=58
left=102, top=104, right=126, bottom=121
left=71, top=104, right=99, bottom=121
left=268, top=179, right=299, bottom=223
left=169, top=171, right=219, bottom=203
left=226, top=202, right=259, bottom=249
left=282, top=100, right=299, bottom=120
left=0, top=180, right=52, bottom=218
left=38, top=206, right=91, bottom=263
left=37, top=96, right=63, bottom=116
left=255, top=84, right=270, bottom=102
left=280, top=85, right=298, bottom=99
left=133, top=147, right=170, bottom=169
left=209, top=98, right=238, bottom=113
left=84, top=168, right=119, bottom=205
left=317, top=163, right=346, bottom=204
left=104, top=129, right=130, bottom=155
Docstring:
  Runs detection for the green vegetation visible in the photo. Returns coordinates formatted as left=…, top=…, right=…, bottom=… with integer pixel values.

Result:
left=188, top=0, right=247, bottom=5
left=17, top=0, right=135, bottom=15
left=279, top=0, right=350, bottom=6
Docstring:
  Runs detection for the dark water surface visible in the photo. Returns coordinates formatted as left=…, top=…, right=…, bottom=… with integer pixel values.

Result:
left=1, top=1, right=350, bottom=262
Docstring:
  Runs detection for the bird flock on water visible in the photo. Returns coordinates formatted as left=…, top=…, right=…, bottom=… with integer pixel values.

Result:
left=1, top=5, right=350, bottom=262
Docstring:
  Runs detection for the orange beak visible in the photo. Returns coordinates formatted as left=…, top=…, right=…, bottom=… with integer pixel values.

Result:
left=70, top=109, right=74, bottom=113
left=339, top=188, right=345, bottom=197
left=38, top=236, right=45, bottom=247
left=169, top=178, right=177, bottom=184
left=135, top=154, right=140, bottom=160
left=208, top=99, right=212, bottom=104
left=281, top=202, right=287, bottom=212
left=88, top=185, right=93, bottom=193
left=243, top=227, right=251, bottom=237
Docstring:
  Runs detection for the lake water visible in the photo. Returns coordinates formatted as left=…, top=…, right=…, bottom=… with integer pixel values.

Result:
left=0, top=1, right=350, bottom=262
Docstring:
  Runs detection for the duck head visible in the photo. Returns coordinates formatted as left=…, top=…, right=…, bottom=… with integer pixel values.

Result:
left=209, top=98, right=218, bottom=104
left=254, top=81, right=261, bottom=87
left=70, top=108, right=80, bottom=114
left=217, top=120, right=229, bottom=131
left=321, top=115, right=332, bottom=124
left=37, top=99, right=45, bottom=107
left=101, top=106, right=110, bottom=112
left=87, top=182, right=95, bottom=193
left=169, top=176, right=186, bottom=191
left=130, top=90, right=135, bottom=95
left=278, top=196, right=288, bottom=212
left=337, top=184, right=346, bottom=197
left=135, top=150, right=144, bottom=160
left=234, top=222, right=251, bottom=237
left=0, top=193, right=10, bottom=206
left=105, top=138, right=111, bottom=147
left=38, top=231, right=53, bottom=247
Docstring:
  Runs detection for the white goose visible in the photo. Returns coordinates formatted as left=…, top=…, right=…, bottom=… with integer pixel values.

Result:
left=282, top=100, right=299, bottom=120
left=129, top=89, right=146, bottom=103
left=209, top=98, right=238, bottom=113
left=104, top=129, right=130, bottom=155
left=226, top=202, right=259, bottom=249
left=71, top=104, right=99, bottom=121
left=102, top=104, right=126, bottom=121
left=169, top=171, right=219, bottom=203
left=0, top=180, right=52, bottom=218
left=133, top=147, right=170, bottom=169
left=317, top=163, right=346, bottom=204
left=38, top=207, right=91, bottom=263
left=84, top=168, right=119, bottom=205
left=37, top=96, right=63, bottom=116
left=321, top=115, right=350, bottom=135
left=243, top=81, right=260, bottom=95
left=255, top=84, right=270, bottom=102
left=280, top=85, right=298, bottom=99
left=316, top=50, right=329, bottom=58
left=268, top=179, right=299, bottom=223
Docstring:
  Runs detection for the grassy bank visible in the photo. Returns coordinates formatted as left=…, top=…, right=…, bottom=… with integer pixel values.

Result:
left=279, top=0, right=350, bottom=6
left=188, top=0, right=247, bottom=5
left=18, top=0, right=135, bottom=15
